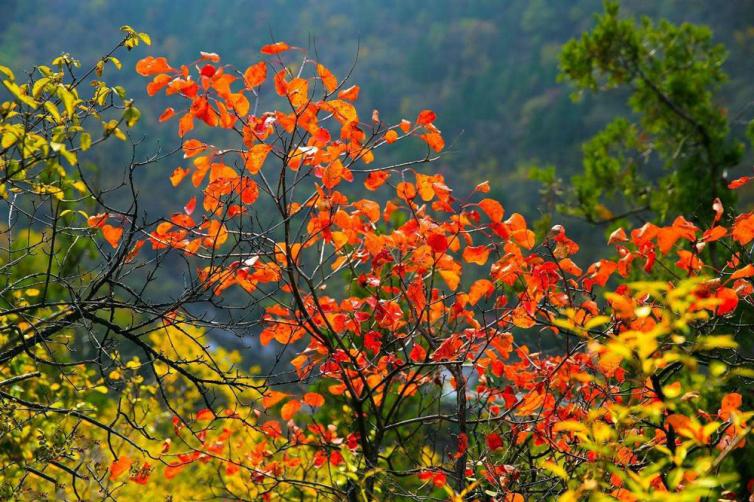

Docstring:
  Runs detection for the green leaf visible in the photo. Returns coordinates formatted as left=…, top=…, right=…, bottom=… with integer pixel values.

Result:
left=123, top=105, right=140, bottom=128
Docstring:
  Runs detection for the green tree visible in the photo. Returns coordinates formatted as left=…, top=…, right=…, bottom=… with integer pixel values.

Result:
left=546, top=1, right=745, bottom=227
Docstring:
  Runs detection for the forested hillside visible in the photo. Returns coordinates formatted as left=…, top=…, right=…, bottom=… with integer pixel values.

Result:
left=3, top=0, right=753, bottom=239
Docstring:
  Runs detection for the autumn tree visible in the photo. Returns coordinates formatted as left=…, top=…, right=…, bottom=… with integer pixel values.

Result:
left=125, top=39, right=754, bottom=500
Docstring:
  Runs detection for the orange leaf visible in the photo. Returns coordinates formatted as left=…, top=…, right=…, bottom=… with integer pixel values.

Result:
left=178, top=113, right=194, bottom=138
left=243, top=61, right=267, bottom=88
left=365, top=171, right=389, bottom=191
left=195, top=408, right=215, bottom=421
left=396, top=182, right=416, bottom=201
left=170, top=167, right=189, bottom=187
left=163, top=462, right=187, bottom=480
left=280, top=399, right=301, bottom=420
left=721, top=392, right=742, bottom=417
left=87, top=213, right=108, bottom=228
left=732, top=213, right=754, bottom=245
left=109, top=455, right=132, bottom=480
left=199, top=51, right=221, bottom=62
left=245, top=144, right=272, bottom=174
left=475, top=181, right=490, bottom=193
left=184, top=196, right=196, bottom=215
left=262, top=390, right=288, bottom=409
left=420, top=131, right=444, bottom=152
left=303, top=392, right=325, bottom=407
left=468, top=279, right=494, bottom=306
left=730, top=264, right=754, bottom=281
left=702, top=225, right=727, bottom=242
left=182, top=139, right=206, bottom=159
left=384, top=130, right=399, bottom=144
left=438, top=269, right=460, bottom=291
left=102, top=224, right=123, bottom=248
left=316, top=64, right=338, bottom=93
left=559, top=258, right=582, bottom=276
left=337, top=85, right=360, bottom=101
left=321, top=99, right=357, bottom=124
left=135, top=56, right=174, bottom=76
left=146, top=74, right=171, bottom=96
left=516, top=390, right=545, bottom=416
left=260, top=42, right=290, bottom=55
left=607, top=227, right=628, bottom=245
left=462, top=245, right=490, bottom=266
left=479, top=198, right=504, bottom=223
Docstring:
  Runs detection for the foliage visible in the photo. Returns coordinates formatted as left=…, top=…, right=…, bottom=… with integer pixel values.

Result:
left=541, top=1, right=747, bottom=227
left=1, top=15, right=754, bottom=502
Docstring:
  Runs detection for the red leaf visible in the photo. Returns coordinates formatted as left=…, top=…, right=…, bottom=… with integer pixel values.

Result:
left=715, top=287, right=739, bottom=315
left=728, top=176, right=751, bottom=189
left=184, top=196, right=196, bottom=216
left=485, top=433, right=504, bottom=451
left=416, top=109, right=436, bottom=126
left=159, top=107, right=175, bottom=122
left=409, top=343, right=427, bottom=363
left=427, top=233, right=449, bottom=254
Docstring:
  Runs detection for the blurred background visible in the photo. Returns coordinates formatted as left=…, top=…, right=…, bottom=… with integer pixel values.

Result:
left=2, top=0, right=753, bottom=238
